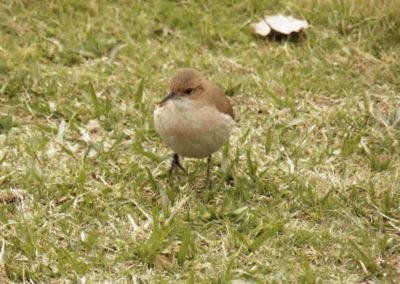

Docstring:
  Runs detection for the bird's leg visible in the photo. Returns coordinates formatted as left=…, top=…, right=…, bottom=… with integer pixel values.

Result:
left=193, top=155, right=213, bottom=190
left=169, top=153, right=186, bottom=175
left=205, top=155, right=212, bottom=188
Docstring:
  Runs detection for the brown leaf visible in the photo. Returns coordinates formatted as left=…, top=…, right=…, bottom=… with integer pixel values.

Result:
left=0, top=190, right=25, bottom=204
left=154, top=254, right=175, bottom=271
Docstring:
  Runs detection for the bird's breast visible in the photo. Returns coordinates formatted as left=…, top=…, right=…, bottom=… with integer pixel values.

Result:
left=154, top=99, right=234, bottom=158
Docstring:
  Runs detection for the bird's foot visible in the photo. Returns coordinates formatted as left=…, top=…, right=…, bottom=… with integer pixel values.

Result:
left=193, top=155, right=212, bottom=190
left=169, top=153, right=187, bottom=175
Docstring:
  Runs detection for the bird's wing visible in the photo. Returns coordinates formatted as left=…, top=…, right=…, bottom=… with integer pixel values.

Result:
left=207, top=82, right=235, bottom=120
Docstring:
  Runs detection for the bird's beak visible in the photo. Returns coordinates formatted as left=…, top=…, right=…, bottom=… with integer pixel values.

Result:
left=159, top=92, right=176, bottom=105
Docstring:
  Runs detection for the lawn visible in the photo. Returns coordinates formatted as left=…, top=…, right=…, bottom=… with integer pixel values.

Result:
left=1, top=0, right=399, bottom=283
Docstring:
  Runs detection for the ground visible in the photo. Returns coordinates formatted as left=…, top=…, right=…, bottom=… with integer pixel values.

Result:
left=0, top=0, right=399, bottom=283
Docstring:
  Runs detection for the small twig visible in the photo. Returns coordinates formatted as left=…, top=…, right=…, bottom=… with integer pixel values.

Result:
left=128, top=198, right=152, bottom=222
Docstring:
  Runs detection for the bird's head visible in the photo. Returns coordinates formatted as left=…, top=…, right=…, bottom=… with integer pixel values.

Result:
left=160, top=68, right=205, bottom=105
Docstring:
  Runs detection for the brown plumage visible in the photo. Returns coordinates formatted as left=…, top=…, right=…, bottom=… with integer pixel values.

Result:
left=154, top=68, right=235, bottom=188
left=202, top=80, right=234, bottom=120
left=164, top=68, right=234, bottom=120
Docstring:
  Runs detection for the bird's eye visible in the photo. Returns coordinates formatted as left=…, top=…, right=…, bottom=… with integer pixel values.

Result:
left=184, top=88, right=193, bottom=95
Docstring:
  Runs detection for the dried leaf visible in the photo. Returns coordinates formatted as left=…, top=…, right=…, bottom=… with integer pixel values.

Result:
left=251, top=15, right=309, bottom=37
left=86, top=119, right=101, bottom=133
left=265, top=15, right=309, bottom=35
left=0, top=190, right=25, bottom=204
left=154, top=254, right=175, bottom=271
left=81, top=119, right=103, bottom=143
left=56, top=120, right=66, bottom=143
left=250, top=19, right=271, bottom=36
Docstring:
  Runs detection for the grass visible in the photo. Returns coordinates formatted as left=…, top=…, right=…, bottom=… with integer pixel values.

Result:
left=0, top=0, right=399, bottom=282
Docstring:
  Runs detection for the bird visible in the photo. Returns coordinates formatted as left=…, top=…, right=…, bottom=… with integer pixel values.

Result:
left=153, top=68, right=235, bottom=187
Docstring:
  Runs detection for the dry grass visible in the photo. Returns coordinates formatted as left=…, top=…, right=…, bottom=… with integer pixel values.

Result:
left=0, top=0, right=399, bottom=283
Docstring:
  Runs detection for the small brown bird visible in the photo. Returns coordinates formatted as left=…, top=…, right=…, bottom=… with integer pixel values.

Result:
left=154, top=68, right=235, bottom=185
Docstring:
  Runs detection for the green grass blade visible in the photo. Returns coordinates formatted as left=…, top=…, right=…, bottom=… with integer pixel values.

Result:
left=135, top=79, right=144, bottom=107
left=87, top=82, right=101, bottom=118
left=132, top=143, right=160, bottom=161
left=248, top=221, right=284, bottom=252
left=264, top=128, right=273, bottom=155
left=178, top=226, right=191, bottom=266
left=146, top=167, right=158, bottom=192
left=348, top=240, right=379, bottom=274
